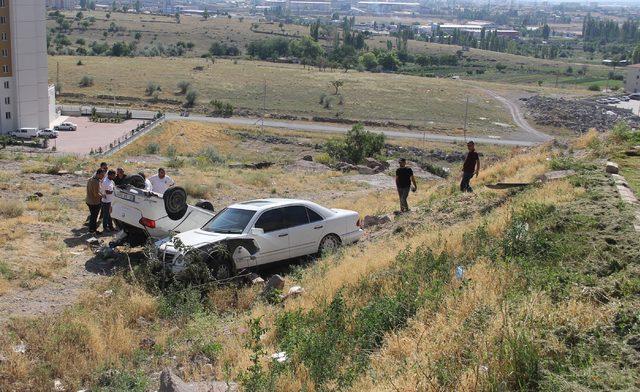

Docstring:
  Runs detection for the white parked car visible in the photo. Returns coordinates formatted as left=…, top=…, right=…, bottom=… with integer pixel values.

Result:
left=157, top=199, right=363, bottom=278
left=9, top=128, right=39, bottom=139
left=54, top=122, right=77, bottom=131
left=38, top=128, right=59, bottom=139
left=111, top=175, right=215, bottom=246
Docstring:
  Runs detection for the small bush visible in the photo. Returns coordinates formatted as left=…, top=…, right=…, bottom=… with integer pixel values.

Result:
left=195, top=146, right=225, bottom=166
left=166, top=156, right=184, bottom=168
left=0, top=199, right=24, bottom=218
left=314, top=152, right=335, bottom=166
left=588, top=84, right=601, bottom=91
left=158, top=286, right=204, bottom=319
left=79, top=75, right=94, bottom=87
left=177, top=80, right=191, bottom=94
left=324, top=123, right=385, bottom=164
left=185, top=89, right=198, bottom=107
left=166, top=145, right=177, bottom=157
left=145, top=82, right=161, bottom=96
left=145, top=142, right=160, bottom=154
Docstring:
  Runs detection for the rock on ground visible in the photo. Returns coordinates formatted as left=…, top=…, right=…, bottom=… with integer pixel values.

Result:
left=363, top=215, right=391, bottom=228
left=606, top=161, right=619, bottom=174
left=159, top=368, right=238, bottom=392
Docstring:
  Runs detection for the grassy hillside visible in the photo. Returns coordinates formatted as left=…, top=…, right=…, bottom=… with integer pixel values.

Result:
left=1, top=128, right=638, bottom=391
left=50, top=56, right=517, bottom=133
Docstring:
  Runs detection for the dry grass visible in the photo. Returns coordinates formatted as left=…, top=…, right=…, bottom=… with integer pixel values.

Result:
left=0, top=199, right=24, bottom=219
left=0, top=277, right=157, bottom=391
left=49, top=55, right=515, bottom=132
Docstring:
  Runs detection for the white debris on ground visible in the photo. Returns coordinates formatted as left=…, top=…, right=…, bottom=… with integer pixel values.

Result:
left=271, top=351, right=288, bottom=363
left=12, top=341, right=27, bottom=354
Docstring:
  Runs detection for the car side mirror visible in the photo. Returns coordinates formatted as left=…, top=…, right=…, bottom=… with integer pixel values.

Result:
left=250, top=227, right=264, bottom=236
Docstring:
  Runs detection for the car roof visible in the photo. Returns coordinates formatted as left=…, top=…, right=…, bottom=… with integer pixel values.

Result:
left=229, top=198, right=333, bottom=214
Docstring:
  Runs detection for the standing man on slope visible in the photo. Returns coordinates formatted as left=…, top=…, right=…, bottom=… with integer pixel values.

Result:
left=395, top=158, right=417, bottom=212
left=149, top=167, right=175, bottom=195
left=86, top=169, right=105, bottom=234
left=460, top=141, right=480, bottom=192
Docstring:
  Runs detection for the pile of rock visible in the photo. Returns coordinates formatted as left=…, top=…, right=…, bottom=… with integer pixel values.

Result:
left=524, top=95, right=640, bottom=133
left=386, top=145, right=466, bottom=162
left=333, top=157, right=389, bottom=174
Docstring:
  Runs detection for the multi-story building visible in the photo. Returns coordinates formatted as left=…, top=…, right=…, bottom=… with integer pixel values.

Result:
left=0, top=0, right=54, bottom=134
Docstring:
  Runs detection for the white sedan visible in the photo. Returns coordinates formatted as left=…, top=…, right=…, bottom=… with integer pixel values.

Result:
left=157, top=199, right=363, bottom=278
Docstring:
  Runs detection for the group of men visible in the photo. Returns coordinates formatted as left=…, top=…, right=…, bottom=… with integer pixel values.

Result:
left=85, top=163, right=175, bottom=234
left=395, top=141, right=480, bottom=212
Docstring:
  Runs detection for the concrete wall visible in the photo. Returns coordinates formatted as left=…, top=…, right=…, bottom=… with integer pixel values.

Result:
left=625, top=67, right=640, bottom=94
left=48, top=83, right=55, bottom=124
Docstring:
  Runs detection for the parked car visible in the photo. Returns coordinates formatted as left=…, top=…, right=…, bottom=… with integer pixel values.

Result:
left=629, top=93, right=640, bottom=101
left=54, top=122, right=77, bottom=131
left=620, top=96, right=630, bottom=102
left=111, top=175, right=215, bottom=246
left=156, top=199, right=363, bottom=278
left=38, top=128, right=59, bottom=139
left=9, top=128, right=39, bottom=139
left=607, top=98, right=621, bottom=104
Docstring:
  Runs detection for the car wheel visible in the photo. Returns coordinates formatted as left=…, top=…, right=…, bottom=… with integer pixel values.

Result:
left=211, top=260, right=233, bottom=281
left=164, top=186, right=188, bottom=221
left=318, top=234, right=341, bottom=255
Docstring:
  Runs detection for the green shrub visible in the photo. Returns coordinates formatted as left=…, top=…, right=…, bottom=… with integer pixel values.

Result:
left=185, top=89, right=198, bottom=107
left=145, top=81, right=161, bottom=96
left=177, top=80, right=191, bottom=94
left=145, top=142, right=160, bottom=154
left=0, top=261, right=16, bottom=280
left=195, top=146, right=225, bottom=166
left=79, top=75, right=94, bottom=87
left=314, top=152, right=335, bottom=166
left=183, top=181, right=209, bottom=199
left=166, top=145, right=177, bottom=157
left=209, top=100, right=234, bottom=117
left=323, top=123, right=385, bottom=164
left=158, top=286, right=204, bottom=319
left=166, top=156, right=184, bottom=168
left=588, top=84, right=601, bottom=91
left=612, top=121, right=640, bottom=143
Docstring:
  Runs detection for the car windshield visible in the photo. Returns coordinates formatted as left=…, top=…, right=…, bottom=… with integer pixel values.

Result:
left=202, top=208, right=256, bottom=234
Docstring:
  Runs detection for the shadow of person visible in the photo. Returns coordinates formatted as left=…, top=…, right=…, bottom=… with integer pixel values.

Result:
left=63, top=227, right=96, bottom=248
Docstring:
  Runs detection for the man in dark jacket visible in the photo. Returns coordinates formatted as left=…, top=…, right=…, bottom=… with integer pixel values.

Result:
left=114, top=167, right=128, bottom=187
left=460, top=141, right=480, bottom=192
left=86, top=169, right=105, bottom=233
left=395, top=158, right=417, bottom=212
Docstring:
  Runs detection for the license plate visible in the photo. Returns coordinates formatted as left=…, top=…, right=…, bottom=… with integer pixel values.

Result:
left=117, top=192, right=135, bottom=202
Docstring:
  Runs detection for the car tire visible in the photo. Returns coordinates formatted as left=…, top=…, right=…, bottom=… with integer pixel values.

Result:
left=195, top=200, right=214, bottom=211
left=318, top=234, right=341, bottom=256
left=126, top=174, right=146, bottom=189
left=164, top=186, right=188, bottom=221
left=209, top=258, right=234, bottom=281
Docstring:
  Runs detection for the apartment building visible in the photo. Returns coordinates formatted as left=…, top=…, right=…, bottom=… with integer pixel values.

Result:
left=0, top=0, right=54, bottom=134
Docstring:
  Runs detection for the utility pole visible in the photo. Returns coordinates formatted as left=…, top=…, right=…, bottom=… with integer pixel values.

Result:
left=261, top=80, right=266, bottom=132
left=463, top=96, right=469, bottom=142
left=56, top=61, right=60, bottom=94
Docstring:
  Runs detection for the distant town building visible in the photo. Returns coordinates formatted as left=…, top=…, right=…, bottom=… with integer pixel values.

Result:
left=47, top=0, right=75, bottom=9
left=0, top=0, right=56, bottom=134
left=356, top=1, right=420, bottom=13
left=289, top=1, right=332, bottom=15
left=625, top=64, right=640, bottom=94
left=161, top=0, right=174, bottom=14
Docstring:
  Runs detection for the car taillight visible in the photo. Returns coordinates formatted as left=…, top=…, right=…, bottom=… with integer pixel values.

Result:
left=139, top=217, right=156, bottom=228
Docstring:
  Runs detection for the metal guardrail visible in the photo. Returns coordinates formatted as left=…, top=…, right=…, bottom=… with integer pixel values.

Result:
left=92, top=115, right=166, bottom=157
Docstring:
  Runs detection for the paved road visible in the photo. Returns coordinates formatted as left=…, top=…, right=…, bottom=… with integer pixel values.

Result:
left=61, top=89, right=551, bottom=147
left=165, top=113, right=543, bottom=147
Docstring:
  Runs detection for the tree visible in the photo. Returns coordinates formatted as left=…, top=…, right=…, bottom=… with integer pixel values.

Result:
left=359, top=52, right=378, bottom=71
left=80, top=0, right=87, bottom=9
left=175, top=12, right=181, bottom=24
left=331, top=80, right=344, bottom=95
left=185, top=89, right=197, bottom=107
left=203, top=8, right=209, bottom=20
left=177, top=81, right=191, bottom=94
left=324, top=123, right=385, bottom=164
left=134, top=32, right=142, bottom=40
left=632, top=44, right=640, bottom=64
left=542, top=23, right=551, bottom=40
left=134, top=0, right=141, bottom=12
left=378, top=52, right=400, bottom=71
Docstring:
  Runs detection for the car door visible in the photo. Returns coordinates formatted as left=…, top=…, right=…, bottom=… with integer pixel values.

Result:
left=285, top=206, right=326, bottom=258
left=252, top=208, right=290, bottom=265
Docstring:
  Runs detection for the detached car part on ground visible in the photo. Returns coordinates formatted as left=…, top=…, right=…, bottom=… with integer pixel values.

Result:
left=156, top=199, right=363, bottom=279
left=111, top=174, right=216, bottom=246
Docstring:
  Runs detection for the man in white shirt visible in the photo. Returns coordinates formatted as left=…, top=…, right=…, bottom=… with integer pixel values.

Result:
left=138, top=172, right=153, bottom=191
left=149, top=167, right=175, bottom=195
left=100, top=170, right=116, bottom=231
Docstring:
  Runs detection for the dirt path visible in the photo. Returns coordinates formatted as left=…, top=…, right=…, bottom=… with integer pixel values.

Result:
left=0, top=250, right=113, bottom=324
left=477, top=87, right=553, bottom=142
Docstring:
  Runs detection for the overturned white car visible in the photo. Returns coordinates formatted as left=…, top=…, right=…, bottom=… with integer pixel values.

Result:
left=156, top=199, right=363, bottom=279
left=111, top=175, right=215, bottom=246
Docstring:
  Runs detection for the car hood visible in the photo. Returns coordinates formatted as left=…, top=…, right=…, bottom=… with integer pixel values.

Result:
left=157, top=229, right=239, bottom=253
